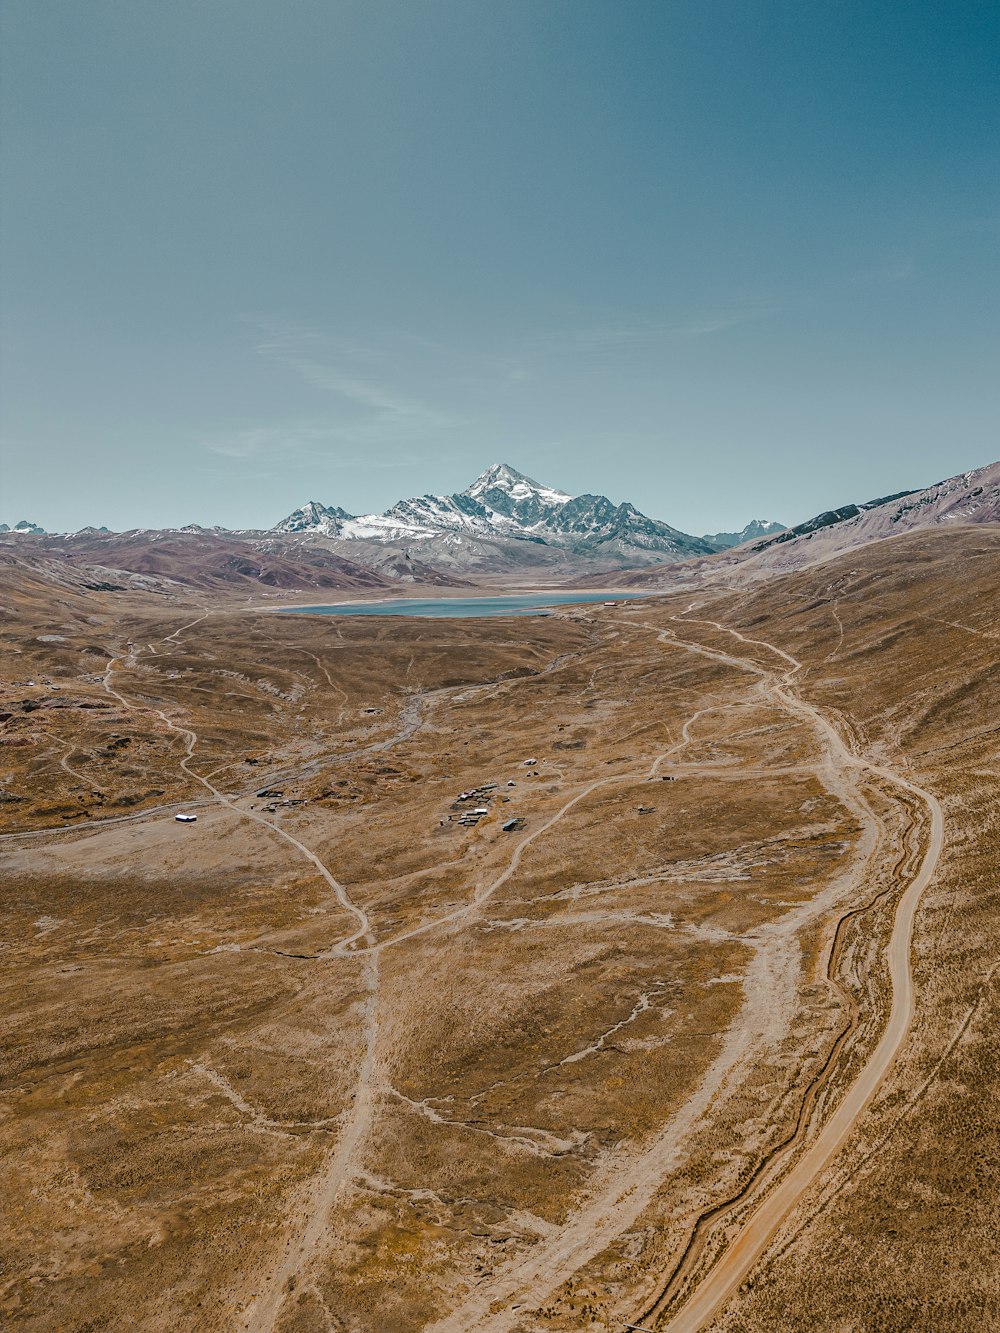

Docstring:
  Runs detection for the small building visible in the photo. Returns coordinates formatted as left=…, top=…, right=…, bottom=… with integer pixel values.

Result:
left=501, top=817, right=522, bottom=832
left=523, top=758, right=537, bottom=767
left=175, top=813, right=197, bottom=823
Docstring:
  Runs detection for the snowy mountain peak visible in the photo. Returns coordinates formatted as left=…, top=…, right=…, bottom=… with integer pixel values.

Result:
left=299, top=501, right=337, bottom=525
left=2, top=519, right=46, bottom=536
left=272, top=464, right=719, bottom=563
left=274, top=500, right=354, bottom=536
left=702, top=518, right=787, bottom=550
left=464, top=463, right=570, bottom=506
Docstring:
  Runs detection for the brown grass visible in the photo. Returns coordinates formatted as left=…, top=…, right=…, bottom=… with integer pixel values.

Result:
left=1, top=526, right=997, bottom=1331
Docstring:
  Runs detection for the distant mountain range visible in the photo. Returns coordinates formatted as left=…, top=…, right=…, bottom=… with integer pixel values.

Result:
left=2, top=463, right=782, bottom=566
left=0, top=463, right=789, bottom=562
left=2, top=463, right=786, bottom=584
left=274, top=462, right=780, bottom=564
left=0, top=520, right=46, bottom=535
left=4, top=460, right=997, bottom=598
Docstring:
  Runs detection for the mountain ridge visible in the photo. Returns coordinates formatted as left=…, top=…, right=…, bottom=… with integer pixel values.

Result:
left=5, top=461, right=995, bottom=591
left=273, top=462, right=721, bottom=564
left=592, top=460, right=1000, bottom=588
left=702, top=518, right=787, bottom=549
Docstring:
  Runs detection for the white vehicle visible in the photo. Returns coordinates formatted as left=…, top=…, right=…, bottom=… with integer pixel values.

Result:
left=175, top=813, right=198, bottom=823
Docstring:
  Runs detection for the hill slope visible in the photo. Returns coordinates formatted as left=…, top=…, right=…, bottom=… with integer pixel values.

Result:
left=604, top=460, right=1000, bottom=587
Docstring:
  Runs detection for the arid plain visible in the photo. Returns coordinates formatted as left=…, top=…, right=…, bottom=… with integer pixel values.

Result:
left=1, top=526, right=998, bottom=1331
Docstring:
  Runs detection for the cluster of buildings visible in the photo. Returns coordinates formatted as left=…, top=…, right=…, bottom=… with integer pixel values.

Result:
left=440, top=756, right=549, bottom=832
left=447, top=781, right=500, bottom=827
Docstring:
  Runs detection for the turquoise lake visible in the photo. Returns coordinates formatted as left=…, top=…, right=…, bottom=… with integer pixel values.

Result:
left=279, top=592, right=646, bottom=618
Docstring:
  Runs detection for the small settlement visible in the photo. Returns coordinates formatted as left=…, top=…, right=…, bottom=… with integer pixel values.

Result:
left=446, top=782, right=500, bottom=828
left=254, top=786, right=308, bottom=813
left=441, top=768, right=533, bottom=831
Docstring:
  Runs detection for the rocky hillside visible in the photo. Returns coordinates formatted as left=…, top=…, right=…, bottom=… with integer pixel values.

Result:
left=737, top=461, right=1000, bottom=569
left=604, top=460, right=1000, bottom=587
left=0, top=529, right=392, bottom=598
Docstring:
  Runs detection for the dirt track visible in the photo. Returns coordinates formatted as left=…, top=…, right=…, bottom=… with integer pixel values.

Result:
left=418, top=611, right=940, bottom=1333
left=97, top=606, right=882, bottom=1333
left=152, top=606, right=942, bottom=1333
left=633, top=618, right=944, bottom=1331
left=6, top=528, right=990, bottom=1333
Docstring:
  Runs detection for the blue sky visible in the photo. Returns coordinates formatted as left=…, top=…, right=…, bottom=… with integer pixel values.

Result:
left=1, top=0, right=997, bottom=533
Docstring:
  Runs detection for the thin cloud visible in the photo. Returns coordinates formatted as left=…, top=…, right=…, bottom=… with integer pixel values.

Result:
left=198, top=318, right=466, bottom=467
left=522, top=304, right=777, bottom=356
left=246, top=318, right=456, bottom=429
left=200, top=418, right=438, bottom=463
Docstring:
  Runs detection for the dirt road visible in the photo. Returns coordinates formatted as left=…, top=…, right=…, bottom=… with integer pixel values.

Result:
left=91, top=610, right=942, bottom=1333
left=633, top=616, right=944, bottom=1331
left=647, top=775, right=941, bottom=1329
left=423, top=611, right=940, bottom=1333
left=101, top=650, right=384, bottom=1331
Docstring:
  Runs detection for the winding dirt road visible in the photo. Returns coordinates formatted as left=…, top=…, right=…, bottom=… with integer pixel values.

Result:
left=101, top=645, right=384, bottom=1332
left=89, top=606, right=942, bottom=1333
left=647, top=783, right=941, bottom=1329
left=102, top=655, right=373, bottom=948
left=633, top=615, right=943, bottom=1332
left=424, top=610, right=941, bottom=1333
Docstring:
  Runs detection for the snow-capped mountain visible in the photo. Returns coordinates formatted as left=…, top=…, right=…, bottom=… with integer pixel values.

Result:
left=273, top=463, right=716, bottom=563
left=462, top=461, right=571, bottom=525
left=0, top=519, right=46, bottom=535
left=702, top=518, right=786, bottom=550
left=381, top=463, right=574, bottom=541
left=274, top=500, right=355, bottom=537
left=7, top=459, right=997, bottom=592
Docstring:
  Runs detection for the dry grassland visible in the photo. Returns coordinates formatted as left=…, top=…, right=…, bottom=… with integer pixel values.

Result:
left=1, top=526, right=997, bottom=1331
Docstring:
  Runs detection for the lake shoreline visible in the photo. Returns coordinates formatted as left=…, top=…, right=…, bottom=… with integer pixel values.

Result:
left=274, top=591, right=648, bottom=618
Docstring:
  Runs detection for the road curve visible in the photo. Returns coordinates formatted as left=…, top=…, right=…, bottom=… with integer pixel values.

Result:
left=102, top=656, right=373, bottom=949
left=639, top=620, right=945, bottom=1332
left=89, top=618, right=943, bottom=1333
left=651, top=778, right=941, bottom=1331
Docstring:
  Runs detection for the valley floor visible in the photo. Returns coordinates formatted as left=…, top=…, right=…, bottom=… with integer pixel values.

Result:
left=1, top=526, right=997, bottom=1331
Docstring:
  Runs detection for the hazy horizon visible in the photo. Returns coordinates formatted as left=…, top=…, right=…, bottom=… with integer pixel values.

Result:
left=2, top=1, right=997, bottom=534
